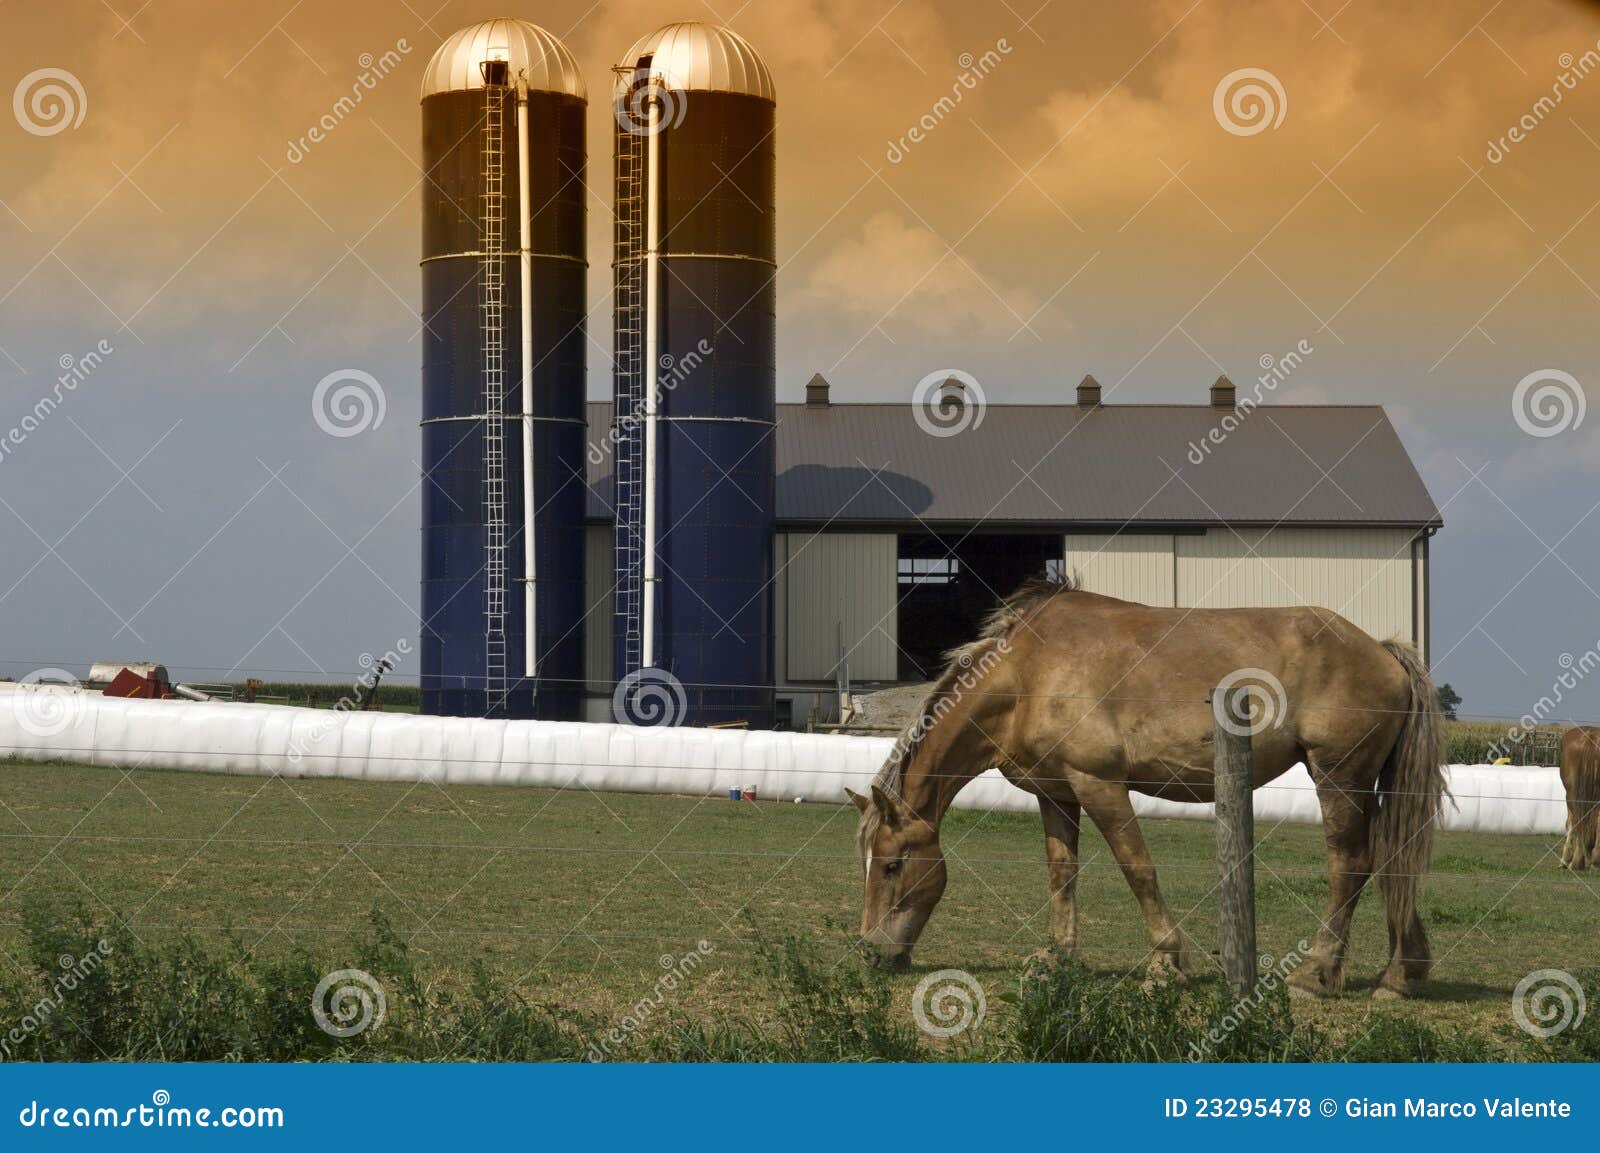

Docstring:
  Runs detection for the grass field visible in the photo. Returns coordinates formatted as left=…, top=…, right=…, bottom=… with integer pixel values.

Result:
left=0, top=758, right=1593, bottom=1060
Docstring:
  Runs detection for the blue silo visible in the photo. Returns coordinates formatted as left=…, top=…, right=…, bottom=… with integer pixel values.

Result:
left=419, top=20, right=586, bottom=719
left=611, top=22, right=776, bottom=728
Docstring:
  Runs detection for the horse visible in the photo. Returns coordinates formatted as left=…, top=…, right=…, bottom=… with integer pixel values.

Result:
left=847, top=578, right=1447, bottom=999
left=1559, top=727, right=1600, bottom=871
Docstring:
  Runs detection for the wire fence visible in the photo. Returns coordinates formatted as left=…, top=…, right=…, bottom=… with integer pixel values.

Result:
left=0, top=656, right=1594, bottom=728
left=0, top=827, right=1583, bottom=883
left=0, top=741, right=1574, bottom=805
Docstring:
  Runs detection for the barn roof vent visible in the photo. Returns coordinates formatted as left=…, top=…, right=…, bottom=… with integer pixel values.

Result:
left=1211, top=375, right=1236, bottom=409
left=940, top=376, right=968, bottom=412
left=1076, top=374, right=1102, bottom=407
left=806, top=373, right=830, bottom=407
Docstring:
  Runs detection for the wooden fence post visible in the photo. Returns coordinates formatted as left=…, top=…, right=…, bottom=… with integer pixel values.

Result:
left=1213, top=684, right=1257, bottom=997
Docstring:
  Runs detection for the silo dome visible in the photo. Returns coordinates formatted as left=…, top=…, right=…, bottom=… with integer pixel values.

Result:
left=614, top=21, right=775, bottom=102
left=421, top=17, right=586, bottom=99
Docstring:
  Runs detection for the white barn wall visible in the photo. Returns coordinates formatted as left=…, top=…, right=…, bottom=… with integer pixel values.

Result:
left=584, top=524, right=614, bottom=693
left=773, top=534, right=788, bottom=688
left=781, top=532, right=898, bottom=682
left=1414, top=534, right=1431, bottom=661
left=1064, top=533, right=1175, bottom=606
left=595, top=524, right=1426, bottom=703
left=1176, top=527, right=1418, bottom=643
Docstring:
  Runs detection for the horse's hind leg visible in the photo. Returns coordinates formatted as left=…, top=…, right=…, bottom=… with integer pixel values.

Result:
left=1034, top=791, right=1081, bottom=963
left=1072, top=776, right=1187, bottom=975
left=1581, top=797, right=1600, bottom=871
left=1288, top=766, right=1378, bottom=998
left=1560, top=799, right=1583, bottom=869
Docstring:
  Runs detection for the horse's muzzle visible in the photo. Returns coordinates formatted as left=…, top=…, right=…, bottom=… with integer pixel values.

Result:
left=857, top=937, right=913, bottom=972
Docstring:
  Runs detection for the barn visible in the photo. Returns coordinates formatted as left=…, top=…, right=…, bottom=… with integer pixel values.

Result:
left=583, top=373, right=1441, bottom=726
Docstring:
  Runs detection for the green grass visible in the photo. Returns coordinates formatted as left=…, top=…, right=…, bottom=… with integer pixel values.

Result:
left=0, top=758, right=1593, bottom=1061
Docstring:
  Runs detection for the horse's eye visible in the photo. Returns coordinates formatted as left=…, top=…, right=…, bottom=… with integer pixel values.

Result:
left=882, top=860, right=903, bottom=877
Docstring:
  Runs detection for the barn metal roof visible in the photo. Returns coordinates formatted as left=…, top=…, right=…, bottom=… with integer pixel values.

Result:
left=581, top=400, right=1441, bottom=529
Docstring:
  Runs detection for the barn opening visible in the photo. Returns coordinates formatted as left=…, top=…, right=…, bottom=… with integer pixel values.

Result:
left=896, top=532, right=1063, bottom=681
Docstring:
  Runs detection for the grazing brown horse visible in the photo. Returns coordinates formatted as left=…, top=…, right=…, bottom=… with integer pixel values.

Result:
left=848, top=579, right=1447, bottom=999
left=1560, top=727, right=1600, bottom=871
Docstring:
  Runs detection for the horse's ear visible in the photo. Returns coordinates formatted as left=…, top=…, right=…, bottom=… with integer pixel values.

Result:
left=870, top=784, right=903, bottom=828
left=845, top=788, right=870, bottom=814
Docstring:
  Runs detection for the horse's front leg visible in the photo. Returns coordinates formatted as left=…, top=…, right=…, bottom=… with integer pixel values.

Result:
left=1073, top=775, right=1188, bottom=977
left=1033, top=791, right=1081, bottom=964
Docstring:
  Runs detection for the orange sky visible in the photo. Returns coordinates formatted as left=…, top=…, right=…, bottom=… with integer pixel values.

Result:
left=3, top=0, right=1600, bottom=713
left=3, top=1, right=1598, bottom=405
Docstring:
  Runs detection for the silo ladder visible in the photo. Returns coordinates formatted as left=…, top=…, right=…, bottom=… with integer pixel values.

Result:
left=481, top=80, right=509, bottom=716
left=613, top=117, right=647, bottom=679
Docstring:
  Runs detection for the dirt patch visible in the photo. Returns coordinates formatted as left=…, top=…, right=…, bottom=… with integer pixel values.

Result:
left=849, top=682, right=931, bottom=732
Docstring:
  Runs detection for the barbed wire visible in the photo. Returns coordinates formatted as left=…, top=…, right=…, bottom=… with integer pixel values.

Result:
left=0, top=828, right=1578, bottom=882
left=0, top=658, right=1592, bottom=726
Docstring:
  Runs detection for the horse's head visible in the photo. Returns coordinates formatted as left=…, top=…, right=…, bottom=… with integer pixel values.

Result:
left=846, top=784, right=946, bottom=971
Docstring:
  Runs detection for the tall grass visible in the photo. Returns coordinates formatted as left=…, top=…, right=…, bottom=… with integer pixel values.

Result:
left=1445, top=720, right=1563, bottom=766
left=0, top=903, right=1578, bottom=1063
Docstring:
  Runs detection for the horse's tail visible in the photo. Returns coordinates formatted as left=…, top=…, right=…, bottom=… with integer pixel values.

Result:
left=1373, top=640, right=1447, bottom=966
left=1561, top=729, right=1600, bottom=870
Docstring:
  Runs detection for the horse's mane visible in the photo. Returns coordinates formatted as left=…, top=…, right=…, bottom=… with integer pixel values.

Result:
left=868, top=573, right=1079, bottom=804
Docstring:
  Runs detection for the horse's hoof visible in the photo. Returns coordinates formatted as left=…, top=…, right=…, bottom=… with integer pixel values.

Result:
left=1143, top=957, right=1187, bottom=990
left=1371, top=985, right=1405, bottom=1001
left=1286, top=966, right=1341, bottom=998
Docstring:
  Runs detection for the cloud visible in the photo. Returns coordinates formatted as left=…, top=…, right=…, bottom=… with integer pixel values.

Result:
left=800, top=210, right=1039, bottom=340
